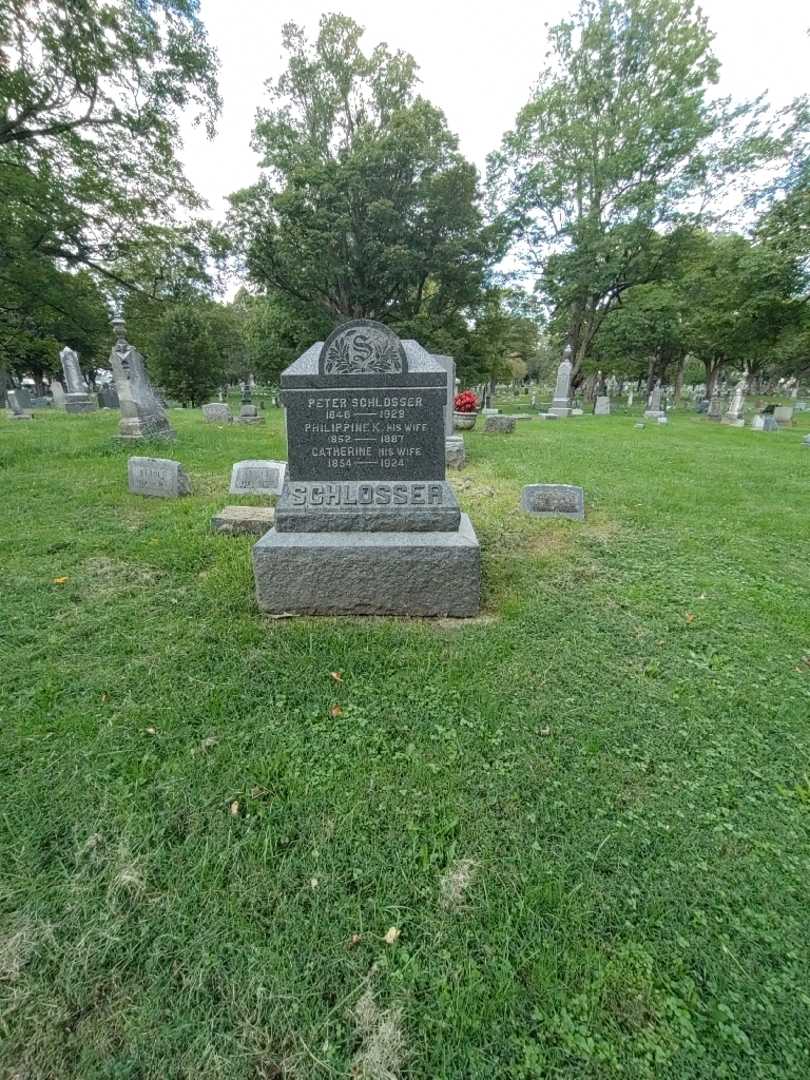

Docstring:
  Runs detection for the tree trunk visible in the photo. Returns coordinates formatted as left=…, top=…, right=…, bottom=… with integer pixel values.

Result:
left=673, top=356, right=686, bottom=405
left=704, top=358, right=722, bottom=399
left=645, top=354, right=656, bottom=396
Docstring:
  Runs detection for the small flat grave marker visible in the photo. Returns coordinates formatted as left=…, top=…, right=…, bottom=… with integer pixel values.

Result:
left=128, top=456, right=191, bottom=498
left=229, top=459, right=286, bottom=496
left=521, top=484, right=585, bottom=521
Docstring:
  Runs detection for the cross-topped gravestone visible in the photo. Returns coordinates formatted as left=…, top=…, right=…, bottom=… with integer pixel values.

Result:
left=252, top=319, right=480, bottom=615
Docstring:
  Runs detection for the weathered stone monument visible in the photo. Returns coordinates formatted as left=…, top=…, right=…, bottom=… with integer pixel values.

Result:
left=773, top=405, right=794, bottom=428
left=521, top=484, right=585, bottom=521
left=707, top=395, right=722, bottom=421
left=594, top=395, right=610, bottom=416
left=202, top=402, right=233, bottom=424
left=484, top=415, right=516, bottom=433
left=722, top=380, right=746, bottom=426
left=644, top=382, right=665, bottom=420
left=109, top=318, right=175, bottom=441
left=127, top=456, right=190, bottom=497
left=59, top=346, right=97, bottom=413
left=229, top=459, right=286, bottom=496
left=51, top=381, right=66, bottom=408
left=6, top=389, right=33, bottom=420
left=548, top=346, right=573, bottom=417
left=235, top=384, right=265, bottom=425
left=252, top=319, right=480, bottom=615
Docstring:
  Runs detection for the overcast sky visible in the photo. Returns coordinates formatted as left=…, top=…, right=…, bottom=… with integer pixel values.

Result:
left=180, top=0, right=808, bottom=221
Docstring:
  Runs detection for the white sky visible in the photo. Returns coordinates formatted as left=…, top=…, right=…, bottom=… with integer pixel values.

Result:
left=181, top=0, right=809, bottom=221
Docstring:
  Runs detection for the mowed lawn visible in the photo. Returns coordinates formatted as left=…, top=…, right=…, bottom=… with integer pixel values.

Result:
left=2, top=405, right=809, bottom=1080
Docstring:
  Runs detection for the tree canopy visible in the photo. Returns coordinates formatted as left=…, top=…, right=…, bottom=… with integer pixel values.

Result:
left=227, top=13, right=496, bottom=371
left=487, top=0, right=748, bottom=381
left=0, top=0, right=221, bottom=375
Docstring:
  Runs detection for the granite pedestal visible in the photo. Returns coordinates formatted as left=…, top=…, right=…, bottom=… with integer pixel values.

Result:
left=254, top=513, right=479, bottom=616
left=65, top=393, right=98, bottom=414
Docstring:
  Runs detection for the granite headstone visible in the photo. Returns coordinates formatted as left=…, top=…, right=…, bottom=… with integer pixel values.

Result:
left=253, top=319, right=480, bottom=615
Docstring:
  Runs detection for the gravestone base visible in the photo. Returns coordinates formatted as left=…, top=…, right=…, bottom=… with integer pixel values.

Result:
left=253, top=514, right=480, bottom=617
left=235, top=415, right=266, bottom=426
left=548, top=405, right=571, bottom=418
left=64, top=393, right=98, bottom=414
left=721, top=416, right=745, bottom=427
left=643, top=409, right=665, bottom=420
left=6, top=410, right=33, bottom=420
left=118, top=415, right=176, bottom=441
left=212, top=506, right=275, bottom=536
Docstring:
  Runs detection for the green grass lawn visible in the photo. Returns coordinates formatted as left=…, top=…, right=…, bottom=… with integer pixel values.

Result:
left=2, top=406, right=809, bottom=1079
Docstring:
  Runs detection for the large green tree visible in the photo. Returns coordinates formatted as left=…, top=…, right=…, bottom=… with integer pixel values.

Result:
left=488, top=0, right=742, bottom=381
left=150, top=303, right=241, bottom=406
left=678, top=232, right=804, bottom=393
left=0, top=0, right=220, bottom=374
left=755, top=94, right=810, bottom=287
left=228, top=13, right=494, bottom=359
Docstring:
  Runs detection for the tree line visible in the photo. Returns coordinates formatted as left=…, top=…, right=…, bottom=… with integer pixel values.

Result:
left=1, top=0, right=808, bottom=406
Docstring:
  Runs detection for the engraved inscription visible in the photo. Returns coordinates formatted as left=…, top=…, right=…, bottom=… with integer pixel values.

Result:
left=133, top=466, right=169, bottom=489
left=289, top=482, right=445, bottom=508
left=235, top=467, right=279, bottom=489
left=321, top=323, right=404, bottom=374
left=286, top=388, right=443, bottom=480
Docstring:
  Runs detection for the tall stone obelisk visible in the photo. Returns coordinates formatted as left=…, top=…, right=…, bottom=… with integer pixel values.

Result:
left=549, top=345, right=573, bottom=417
